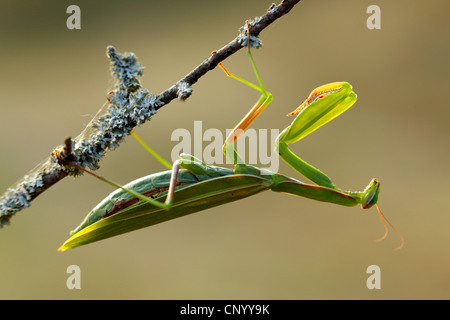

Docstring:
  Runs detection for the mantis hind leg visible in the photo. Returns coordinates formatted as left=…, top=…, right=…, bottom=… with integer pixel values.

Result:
left=216, top=48, right=273, bottom=166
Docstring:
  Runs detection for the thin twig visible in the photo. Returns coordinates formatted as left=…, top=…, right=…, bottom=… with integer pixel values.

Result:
left=0, top=0, right=302, bottom=227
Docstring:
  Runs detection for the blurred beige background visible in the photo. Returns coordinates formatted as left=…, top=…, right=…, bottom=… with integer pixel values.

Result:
left=0, top=0, right=448, bottom=299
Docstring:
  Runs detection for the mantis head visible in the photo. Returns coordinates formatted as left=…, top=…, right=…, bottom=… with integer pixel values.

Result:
left=361, top=178, right=405, bottom=250
left=361, top=178, right=380, bottom=209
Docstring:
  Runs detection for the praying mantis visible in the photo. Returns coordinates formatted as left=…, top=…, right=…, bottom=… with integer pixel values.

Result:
left=58, top=45, right=403, bottom=251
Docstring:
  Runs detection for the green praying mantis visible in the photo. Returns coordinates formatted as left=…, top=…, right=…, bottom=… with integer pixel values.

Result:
left=57, top=46, right=403, bottom=251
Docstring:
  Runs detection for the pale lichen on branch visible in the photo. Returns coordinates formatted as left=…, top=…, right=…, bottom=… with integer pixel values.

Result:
left=72, top=47, right=162, bottom=172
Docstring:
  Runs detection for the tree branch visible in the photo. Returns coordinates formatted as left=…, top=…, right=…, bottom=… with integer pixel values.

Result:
left=0, top=0, right=302, bottom=227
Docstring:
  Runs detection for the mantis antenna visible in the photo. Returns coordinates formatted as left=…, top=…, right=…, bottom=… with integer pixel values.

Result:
left=375, top=204, right=405, bottom=250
